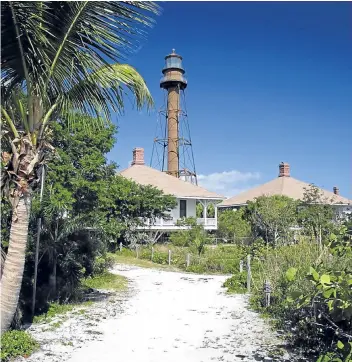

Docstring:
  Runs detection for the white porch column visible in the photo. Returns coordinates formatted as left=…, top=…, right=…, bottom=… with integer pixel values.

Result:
left=214, top=202, right=218, bottom=225
left=204, top=200, right=208, bottom=226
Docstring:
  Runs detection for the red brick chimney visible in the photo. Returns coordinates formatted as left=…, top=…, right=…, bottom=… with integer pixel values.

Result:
left=333, top=186, right=339, bottom=195
left=278, top=162, right=290, bottom=177
left=131, top=147, right=145, bottom=166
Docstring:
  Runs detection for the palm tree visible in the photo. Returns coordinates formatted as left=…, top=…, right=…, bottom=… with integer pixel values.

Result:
left=0, top=1, right=159, bottom=332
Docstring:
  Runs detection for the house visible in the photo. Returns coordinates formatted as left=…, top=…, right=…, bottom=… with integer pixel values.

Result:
left=120, top=148, right=225, bottom=231
left=219, top=162, right=351, bottom=218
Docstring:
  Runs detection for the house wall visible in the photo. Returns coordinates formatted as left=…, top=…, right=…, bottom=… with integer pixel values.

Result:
left=170, top=198, right=197, bottom=220
left=334, top=205, right=352, bottom=220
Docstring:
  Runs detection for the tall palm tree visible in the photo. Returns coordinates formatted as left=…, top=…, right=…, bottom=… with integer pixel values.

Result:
left=0, top=1, right=159, bottom=332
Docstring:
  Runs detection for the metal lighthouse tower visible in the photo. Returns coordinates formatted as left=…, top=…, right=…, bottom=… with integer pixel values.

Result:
left=151, top=49, right=197, bottom=185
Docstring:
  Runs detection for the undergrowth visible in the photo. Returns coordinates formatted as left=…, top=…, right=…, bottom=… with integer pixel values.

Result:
left=1, top=330, right=39, bottom=361
left=33, top=301, right=92, bottom=324
left=82, top=272, right=128, bottom=291
left=115, top=243, right=250, bottom=275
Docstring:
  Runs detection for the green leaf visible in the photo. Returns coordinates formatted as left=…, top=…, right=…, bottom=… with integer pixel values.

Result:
left=316, top=355, right=331, bottom=362
left=286, top=267, right=297, bottom=282
left=290, top=290, right=303, bottom=300
left=323, top=288, right=335, bottom=299
left=320, top=274, right=331, bottom=285
left=337, top=340, right=344, bottom=349
left=309, top=266, right=320, bottom=281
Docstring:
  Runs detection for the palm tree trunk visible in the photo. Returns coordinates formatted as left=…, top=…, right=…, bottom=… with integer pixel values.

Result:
left=48, top=253, right=57, bottom=301
left=0, top=196, right=31, bottom=334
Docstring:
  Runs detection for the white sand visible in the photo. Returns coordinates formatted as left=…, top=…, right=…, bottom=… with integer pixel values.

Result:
left=21, top=264, right=290, bottom=362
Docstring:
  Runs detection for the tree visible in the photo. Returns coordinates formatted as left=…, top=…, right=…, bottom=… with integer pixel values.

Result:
left=298, top=184, right=335, bottom=250
left=0, top=1, right=159, bottom=332
left=244, top=195, right=298, bottom=246
left=217, top=208, right=251, bottom=243
left=2, top=114, right=176, bottom=319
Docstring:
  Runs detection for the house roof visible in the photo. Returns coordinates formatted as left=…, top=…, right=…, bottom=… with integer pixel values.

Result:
left=219, top=164, right=351, bottom=207
left=120, top=164, right=225, bottom=200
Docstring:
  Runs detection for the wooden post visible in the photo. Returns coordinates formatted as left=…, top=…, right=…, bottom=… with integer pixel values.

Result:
left=247, top=254, right=251, bottom=293
left=168, top=249, right=171, bottom=265
left=240, top=260, right=243, bottom=273
left=136, top=245, right=139, bottom=259
left=186, top=253, right=190, bottom=268
left=119, top=242, right=122, bottom=253
left=151, top=247, right=154, bottom=261
left=264, top=280, right=271, bottom=307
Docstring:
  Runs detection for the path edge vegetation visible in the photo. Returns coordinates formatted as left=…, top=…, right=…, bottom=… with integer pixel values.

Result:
left=1, top=1, right=160, bottom=333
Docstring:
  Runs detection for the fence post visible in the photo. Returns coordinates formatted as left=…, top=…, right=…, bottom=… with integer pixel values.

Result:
left=119, top=242, right=122, bottom=253
left=247, top=254, right=251, bottom=293
left=240, top=260, right=243, bottom=273
left=186, top=253, right=190, bottom=268
left=151, top=247, right=154, bottom=261
left=136, top=245, right=139, bottom=259
left=168, top=249, right=171, bottom=265
left=264, top=280, right=271, bottom=307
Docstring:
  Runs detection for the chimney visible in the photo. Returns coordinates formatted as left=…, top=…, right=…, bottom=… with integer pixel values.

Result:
left=131, top=147, right=144, bottom=166
left=278, top=162, right=290, bottom=177
left=333, top=186, right=339, bottom=195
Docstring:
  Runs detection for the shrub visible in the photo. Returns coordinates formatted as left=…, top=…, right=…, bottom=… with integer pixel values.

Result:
left=244, top=227, right=352, bottom=360
left=1, top=330, right=39, bottom=361
left=92, top=254, right=115, bottom=275
left=151, top=251, right=168, bottom=265
left=169, top=231, right=190, bottom=247
left=223, top=271, right=248, bottom=293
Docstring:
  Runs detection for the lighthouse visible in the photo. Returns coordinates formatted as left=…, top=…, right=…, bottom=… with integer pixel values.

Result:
left=151, top=49, right=197, bottom=184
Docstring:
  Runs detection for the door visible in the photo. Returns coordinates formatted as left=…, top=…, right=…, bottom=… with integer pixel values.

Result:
left=180, top=199, right=187, bottom=218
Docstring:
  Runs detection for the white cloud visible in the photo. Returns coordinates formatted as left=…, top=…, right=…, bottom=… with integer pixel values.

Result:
left=198, top=170, right=261, bottom=198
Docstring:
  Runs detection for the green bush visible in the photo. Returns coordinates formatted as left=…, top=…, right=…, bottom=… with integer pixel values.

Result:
left=119, top=248, right=135, bottom=257
left=244, top=228, right=352, bottom=360
left=1, top=330, right=39, bottom=361
left=169, top=231, right=190, bottom=247
left=92, top=254, right=114, bottom=275
left=151, top=251, right=168, bottom=265
left=223, top=271, right=248, bottom=293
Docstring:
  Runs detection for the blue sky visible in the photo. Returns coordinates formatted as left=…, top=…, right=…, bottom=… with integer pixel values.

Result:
left=108, top=1, right=352, bottom=198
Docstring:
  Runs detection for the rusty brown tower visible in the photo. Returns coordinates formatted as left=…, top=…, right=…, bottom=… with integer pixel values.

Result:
left=151, top=49, right=197, bottom=184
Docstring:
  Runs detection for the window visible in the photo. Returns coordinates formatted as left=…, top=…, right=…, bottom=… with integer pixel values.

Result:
left=180, top=200, right=187, bottom=218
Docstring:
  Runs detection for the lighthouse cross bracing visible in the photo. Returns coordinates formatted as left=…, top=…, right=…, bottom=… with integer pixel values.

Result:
left=151, top=49, right=197, bottom=185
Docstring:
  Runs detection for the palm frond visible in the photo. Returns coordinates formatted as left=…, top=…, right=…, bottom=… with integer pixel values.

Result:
left=1, top=1, right=160, bottom=97
left=59, top=63, right=153, bottom=126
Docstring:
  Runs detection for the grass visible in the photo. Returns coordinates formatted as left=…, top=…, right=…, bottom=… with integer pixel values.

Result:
left=109, top=244, right=248, bottom=275
left=33, top=302, right=86, bottom=324
left=109, top=253, right=180, bottom=271
left=82, top=272, right=128, bottom=291
left=33, top=273, right=126, bottom=325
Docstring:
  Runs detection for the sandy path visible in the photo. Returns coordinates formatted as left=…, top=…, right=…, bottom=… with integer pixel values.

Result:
left=64, top=264, right=288, bottom=362
left=20, top=264, right=290, bottom=362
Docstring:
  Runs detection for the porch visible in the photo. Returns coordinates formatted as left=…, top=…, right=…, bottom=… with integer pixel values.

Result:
left=139, top=217, right=218, bottom=231
left=137, top=198, right=221, bottom=231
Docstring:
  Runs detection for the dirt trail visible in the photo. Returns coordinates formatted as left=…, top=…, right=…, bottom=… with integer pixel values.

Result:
left=21, top=264, right=290, bottom=362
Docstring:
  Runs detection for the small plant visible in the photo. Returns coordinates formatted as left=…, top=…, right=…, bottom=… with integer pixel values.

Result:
left=223, top=272, right=248, bottom=294
left=0, top=330, right=39, bottom=361
left=33, top=300, right=94, bottom=324
left=92, top=254, right=115, bottom=275
left=82, top=272, right=128, bottom=291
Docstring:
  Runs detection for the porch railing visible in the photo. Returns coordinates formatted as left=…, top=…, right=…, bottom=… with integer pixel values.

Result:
left=140, top=217, right=217, bottom=227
